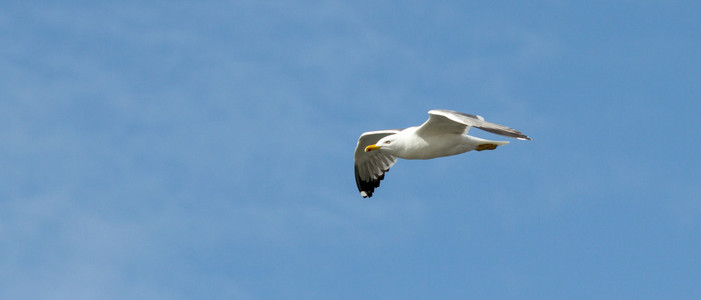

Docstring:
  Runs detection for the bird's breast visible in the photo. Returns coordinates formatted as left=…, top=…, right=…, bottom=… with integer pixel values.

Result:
left=397, top=134, right=472, bottom=160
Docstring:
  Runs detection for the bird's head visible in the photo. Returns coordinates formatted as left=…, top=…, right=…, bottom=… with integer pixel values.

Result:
left=365, top=135, right=399, bottom=153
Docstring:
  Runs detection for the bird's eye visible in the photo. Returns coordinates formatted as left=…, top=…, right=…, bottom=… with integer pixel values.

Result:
left=384, top=140, right=391, bottom=144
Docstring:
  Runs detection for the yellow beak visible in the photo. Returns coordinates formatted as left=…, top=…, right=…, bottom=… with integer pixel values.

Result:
left=365, top=144, right=382, bottom=152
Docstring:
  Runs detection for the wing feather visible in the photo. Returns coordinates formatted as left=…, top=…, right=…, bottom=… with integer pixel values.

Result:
left=354, top=130, right=400, bottom=198
left=417, top=109, right=531, bottom=140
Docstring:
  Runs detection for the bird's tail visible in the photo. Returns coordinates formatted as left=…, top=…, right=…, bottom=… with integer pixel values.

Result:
left=467, top=136, right=509, bottom=151
left=468, top=135, right=509, bottom=145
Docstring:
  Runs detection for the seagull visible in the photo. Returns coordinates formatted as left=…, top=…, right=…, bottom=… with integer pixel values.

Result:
left=354, top=109, right=531, bottom=198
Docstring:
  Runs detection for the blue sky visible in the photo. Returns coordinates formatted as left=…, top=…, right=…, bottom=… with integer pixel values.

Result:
left=2, top=1, right=700, bottom=299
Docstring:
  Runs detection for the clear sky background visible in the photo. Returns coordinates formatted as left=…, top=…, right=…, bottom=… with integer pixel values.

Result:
left=2, top=1, right=700, bottom=299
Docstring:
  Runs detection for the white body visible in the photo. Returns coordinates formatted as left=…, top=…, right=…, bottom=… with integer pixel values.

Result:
left=384, top=126, right=508, bottom=159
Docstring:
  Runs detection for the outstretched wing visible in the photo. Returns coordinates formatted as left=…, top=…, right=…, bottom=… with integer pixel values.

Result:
left=416, top=109, right=531, bottom=140
left=354, top=130, right=400, bottom=198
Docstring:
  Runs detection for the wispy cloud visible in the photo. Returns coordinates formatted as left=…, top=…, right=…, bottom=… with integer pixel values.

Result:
left=3, top=1, right=701, bottom=298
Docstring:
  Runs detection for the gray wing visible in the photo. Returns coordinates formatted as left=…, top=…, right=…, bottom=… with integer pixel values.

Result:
left=416, top=109, right=532, bottom=140
left=354, top=130, right=400, bottom=198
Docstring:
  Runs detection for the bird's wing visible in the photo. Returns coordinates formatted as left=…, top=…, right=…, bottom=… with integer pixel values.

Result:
left=354, top=130, right=400, bottom=198
left=416, top=109, right=532, bottom=140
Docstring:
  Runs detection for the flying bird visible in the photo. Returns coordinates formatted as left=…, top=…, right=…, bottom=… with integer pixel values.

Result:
left=354, top=109, right=531, bottom=198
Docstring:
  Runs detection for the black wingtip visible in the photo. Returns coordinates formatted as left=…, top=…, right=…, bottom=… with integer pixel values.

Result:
left=355, top=165, right=389, bottom=198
